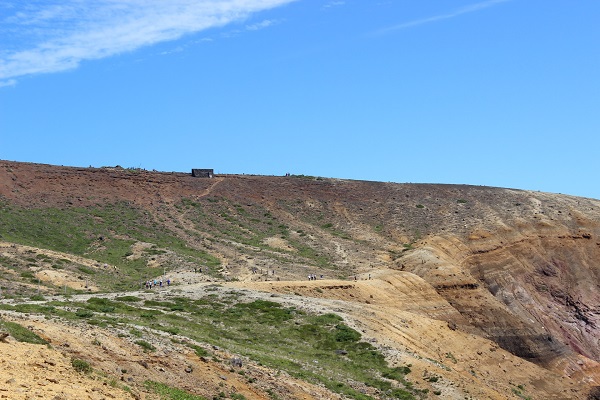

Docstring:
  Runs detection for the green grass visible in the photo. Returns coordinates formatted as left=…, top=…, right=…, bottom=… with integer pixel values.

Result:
left=135, top=339, right=156, bottom=352
left=0, top=318, right=48, bottom=344
left=1, top=292, right=419, bottom=399
left=71, top=358, right=92, bottom=373
left=187, top=344, right=210, bottom=357
left=115, top=295, right=142, bottom=302
left=0, top=200, right=222, bottom=290
left=145, top=381, right=208, bottom=400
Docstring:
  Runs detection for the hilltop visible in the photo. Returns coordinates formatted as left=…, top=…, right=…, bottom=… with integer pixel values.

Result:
left=0, top=160, right=599, bottom=399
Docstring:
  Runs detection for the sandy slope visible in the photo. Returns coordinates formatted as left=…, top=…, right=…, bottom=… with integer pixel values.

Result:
left=228, top=270, right=599, bottom=399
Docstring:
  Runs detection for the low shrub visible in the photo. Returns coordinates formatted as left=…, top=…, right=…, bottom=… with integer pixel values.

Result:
left=71, top=358, right=92, bottom=373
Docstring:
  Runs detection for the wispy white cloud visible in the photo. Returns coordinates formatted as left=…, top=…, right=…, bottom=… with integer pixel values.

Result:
left=0, top=0, right=296, bottom=82
left=323, top=1, right=345, bottom=9
left=0, top=79, right=17, bottom=88
left=374, top=0, right=512, bottom=35
left=246, top=19, right=278, bottom=31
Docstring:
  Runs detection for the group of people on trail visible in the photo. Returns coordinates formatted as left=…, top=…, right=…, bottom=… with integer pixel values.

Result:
left=307, top=274, right=322, bottom=280
left=145, top=278, right=170, bottom=289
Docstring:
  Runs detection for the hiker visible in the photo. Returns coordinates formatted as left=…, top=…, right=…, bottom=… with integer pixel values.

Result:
left=167, top=278, right=170, bottom=286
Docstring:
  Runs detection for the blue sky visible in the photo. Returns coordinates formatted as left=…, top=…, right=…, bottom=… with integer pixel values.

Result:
left=1, top=0, right=599, bottom=199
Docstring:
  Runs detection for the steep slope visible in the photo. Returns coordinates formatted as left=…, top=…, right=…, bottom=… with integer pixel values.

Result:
left=1, top=160, right=600, bottom=399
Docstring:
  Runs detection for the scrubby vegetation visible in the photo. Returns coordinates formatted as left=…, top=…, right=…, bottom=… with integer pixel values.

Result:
left=0, top=318, right=47, bottom=344
left=0, top=292, right=418, bottom=399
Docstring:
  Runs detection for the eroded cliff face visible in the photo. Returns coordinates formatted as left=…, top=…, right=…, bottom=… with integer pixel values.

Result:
left=395, top=192, right=600, bottom=384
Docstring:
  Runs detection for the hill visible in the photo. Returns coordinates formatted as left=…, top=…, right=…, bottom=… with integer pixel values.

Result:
left=0, top=160, right=599, bottom=399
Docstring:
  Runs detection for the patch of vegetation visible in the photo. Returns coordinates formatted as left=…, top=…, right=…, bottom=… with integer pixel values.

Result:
left=115, top=295, right=141, bottom=302
left=160, top=326, right=180, bottom=335
left=143, top=248, right=167, bottom=256
left=0, top=318, right=48, bottom=344
left=511, top=384, right=532, bottom=400
left=445, top=352, right=457, bottom=364
left=285, top=239, right=331, bottom=268
left=86, top=297, right=116, bottom=310
left=129, top=328, right=143, bottom=337
left=145, top=380, right=208, bottom=400
left=71, top=358, right=92, bottom=373
left=76, top=308, right=94, bottom=318
left=188, top=344, right=209, bottom=357
left=77, top=265, right=95, bottom=275
left=0, top=286, right=419, bottom=398
left=320, top=221, right=352, bottom=239
left=135, top=339, right=156, bottom=352
left=20, top=271, right=35, bottom=279
left=0, top=201, right=222, bottom=290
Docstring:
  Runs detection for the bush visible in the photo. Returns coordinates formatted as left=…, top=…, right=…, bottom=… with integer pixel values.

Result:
left=135, top=340, right=156, bottom=352
left=334, top=324, right=361, bottom=342
left=72, top=358, right=92, bottom=373
left=76, top=308, right=94, bottom=318
left=188, top=344, right=209, bottom=357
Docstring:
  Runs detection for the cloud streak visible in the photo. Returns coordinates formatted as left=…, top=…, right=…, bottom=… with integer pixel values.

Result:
left=323, top=1, right=345, bottom=9
left=374, top=0, right=512, bottom=35
left=246, top=19, right=279, bottom=31
left=0, top=79, right=17, bottom=88
left=0, top=0, right=296, bottom=83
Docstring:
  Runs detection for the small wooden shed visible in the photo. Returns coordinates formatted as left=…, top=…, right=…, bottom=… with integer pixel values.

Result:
left=191, top=169, right=214, bottom=178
